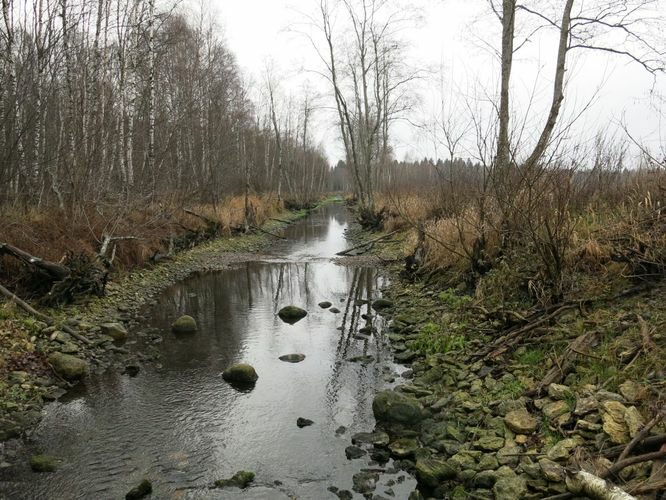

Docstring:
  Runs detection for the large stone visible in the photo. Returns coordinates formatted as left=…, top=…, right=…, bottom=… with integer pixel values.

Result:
left=601, top=401, right=630, bottom=444
left=475, top=435, right=505, bottom=452
left=47, top=352, right=88, bottom=380
left=415, top=458, right=457, bottom=488
left=543, top=400, right=570, bottom=420
left=222, top=363, right=258, bottom=385
left=171, top=315, right=197, bottom=334
left=125, top=479, right=152, bottom=500
left=504, top=410, right=538, bottom=434
left=624, top=406, right=645, bottom=438
left=539, top=458, right=565, bottom=482
left=372, top=390, right=424, bottom=427
left=100, top=322, right=128, bottom=342
left=214, top=471, right=255, bottom=489
left=277, top=306, right=307, bottom=324
left=574, top=397, right=599, bottom=416
left=547, top=384, right=573, bottom=401
left=388, top=438, right=419, bottom=458
left=493, top=470, right=527, bottom=500
left=619, top=381, right=647, bottom=402
left=30, top=455, right=58, bottom=472
left=278, top=354, right=306, bottom=363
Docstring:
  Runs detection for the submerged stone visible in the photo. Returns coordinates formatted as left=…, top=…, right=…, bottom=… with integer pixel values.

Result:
left=222, top=363, right=258, bottom=385
left=318, top=301, right=333, bottom=309
left=171, top=315, right=197, bottom=334
left=214, top=470, right=255, bottom=489
left=415, top=458, right=457, bottom=488
left=352, top=471, right=379, bottom=494
left=372, top=299, right=394, bottom=311
left=297, top=417, right=314, bottom=428
left=47, top=352, right=88, bottom=380
left=278, top=306, right=307, bottom=324
left=279, top=354, right=306, bottom=363
left=329, top=307, right=341, bottom=314
left=30, top=455, right=58, bottom=473
left=125, top=479, right=152, bottom=500
left=345, top=445, right=366, bottom=460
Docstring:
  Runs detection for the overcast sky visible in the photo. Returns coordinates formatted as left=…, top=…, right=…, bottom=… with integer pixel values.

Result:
left=203, top=0, right=665, bottom=164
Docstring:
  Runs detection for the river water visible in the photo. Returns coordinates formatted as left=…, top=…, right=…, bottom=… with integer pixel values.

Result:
left=0, top=204, right=415, bottom=499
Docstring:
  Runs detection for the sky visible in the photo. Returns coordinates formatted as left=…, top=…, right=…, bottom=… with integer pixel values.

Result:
left=201, top=0, right=665, bottom=165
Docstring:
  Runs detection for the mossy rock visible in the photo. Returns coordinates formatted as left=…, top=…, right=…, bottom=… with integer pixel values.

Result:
left=372, top=390, right=424, bottom=427
left=125, top=479, right=152, bottom=500
left=415, top=457, right=457, bottom=488
left=372, top=299, right=394, bottom=311
left=30, top=454, right=58, bottom=473
left=171, top=315, right=197, bottom=334
left=100, top=322, right=128, bottom=342
left=222, top=363, right=258, bottom=385
left=47, top=352, right=88, bottom=380
left=278, top=306, right=307, bottom=324
left=214, top=470, right=255, bottom=489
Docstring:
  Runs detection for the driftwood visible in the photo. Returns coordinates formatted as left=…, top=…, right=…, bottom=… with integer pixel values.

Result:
left=183, top=208, right=220, bottom=228
left=0, top=283, right=91, bottom=345
left=566, top=470, right=635, bottom=500
left=336, top=230, right=399, bottom=256
left=0, top=242, right=70, bottom=280
left=98, top=235, right=138, bottom=260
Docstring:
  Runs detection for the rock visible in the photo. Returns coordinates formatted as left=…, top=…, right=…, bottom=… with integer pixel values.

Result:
left=352, top=471, right=379, bottom=494
left=373, top=390, right=424, bottom=428
left=372, top=299, right=394, bottom=311
left=345, top=446, right=366, bottom=459
left=388, top=438, right=419, bottom=458
left=574, top=397, right=599, bottom=416
left=335, top=426, right=347, bottom=435
left=9, top=371, right=29, bottom=384
left=318, top=301, right=332, bottom=309
left=214, top=470, right=255, bottom=489
left=222, top=363, right=258, bottom=385
left=474, top=470, right=497, bottom=488
left=415, top=458, right=457, bottom=488
left=539, top=458, right=565, bottom=482
left=100, top=322, right=128, bottom=341
left=619, top=381, right=647, bottom=402
left=47, top=352, right=88, bottom=380
left=333, top=489, right=353, bottom=500
left=352, top=431, right=390, bottom=447
left=125, top=479, right=152, bottom=500
left=600, top=400, right=630, bottom=444
left=296, top=417, right=314, bottom=428
left=475, top=435, right=505, bottom=452
left=123, top=365, right=140, bottom=377
left=329, top=307, right=341, bottom=314
left=278, top=354, right=306, bottom=363
left=596, top=390, right=624, bottom=403
left=624, top=406, right=644, bottom=438
left=348, top=355, right=374, bottom=363
left=547, top=384, right=573, bottom=400
left=542, top=400, right=570, bottom=420
left=504, top=410, right=538, bottom=434
left=278, top=306, right=307, bottom=324
left=547, top=437, right=582, bottom=461
left=478, top=454, right=499, bottom=471
left=171, top=315, right=197, bottom=333
left=493, top=470, right=527, bottom=500
left=30, top=455, right=58, bottom=473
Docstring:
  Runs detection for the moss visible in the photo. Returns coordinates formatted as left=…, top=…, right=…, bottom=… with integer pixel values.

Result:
left=214, top=470, right=255, bottom=489
left=30, top=454, right=58, bottom=472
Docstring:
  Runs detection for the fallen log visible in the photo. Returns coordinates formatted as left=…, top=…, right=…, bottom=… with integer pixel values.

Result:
left=249, top=225, right=287, bottom=240
left=183, top=208, right=220, bottom=228
left=0, top=242, right=70, bottom=280
left=0, top=283, right=91, bottom=345
left=336, top=230, right=399, bottom=256
left=602, top=434, right=666, bottom=460
left=566, top=470, right=635, bottom=500
left=98, top=235, right=138, bottom=260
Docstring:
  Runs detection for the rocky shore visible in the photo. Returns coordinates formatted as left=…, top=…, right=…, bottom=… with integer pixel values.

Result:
left=337, top=273, right=665, bottom=499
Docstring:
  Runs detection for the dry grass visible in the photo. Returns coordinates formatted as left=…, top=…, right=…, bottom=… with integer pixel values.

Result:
left=0, top=194, right=286, bottom=285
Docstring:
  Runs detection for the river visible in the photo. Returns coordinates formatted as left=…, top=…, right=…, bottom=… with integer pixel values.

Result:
left=0, top=203, right=415, bottom=499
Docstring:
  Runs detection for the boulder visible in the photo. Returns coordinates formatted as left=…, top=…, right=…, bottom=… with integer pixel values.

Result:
left=214, top=470, right=255, bottom=489
left=277, top=306, right=307, bottom=324
left=30, top=455, right=58, bottom=472
left=415, top=458, right=457, bottom=488
left=100, top=322, right=128, bottom=342
left=372, top=390, right=424, bottom=428
left=125, top=479, right=152, bottom=500
left=171, top=315, right=197, bottom=334
left=47, top=352, right=88, bottom=380
left=222, top=363, right=258, bottom=385
left=504, top=410, right=538, bottom=434
left=278, top=354, right=306, bottom=363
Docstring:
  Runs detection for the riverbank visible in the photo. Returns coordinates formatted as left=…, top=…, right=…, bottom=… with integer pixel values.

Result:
left=0, top=203, right=324, bottom=444
left=340, top=224, right=665, bottom=499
